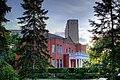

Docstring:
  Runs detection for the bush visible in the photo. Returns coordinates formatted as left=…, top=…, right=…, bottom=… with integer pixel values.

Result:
left=37, top=68, right=99, bottom=79
left=0, top=61, right=19, bottom=80
left=48, top=68, right=63, bottom=73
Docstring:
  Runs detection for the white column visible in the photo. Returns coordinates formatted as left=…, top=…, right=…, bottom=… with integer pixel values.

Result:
left=80, top=59, right=82, bottom=67
left=81, top=59, right=83, bottom=67
left=79, top=59, right=80, bottom=67
left=69, top=59, right=71, bottom=68
left=76, top=59, right=77, bottom=68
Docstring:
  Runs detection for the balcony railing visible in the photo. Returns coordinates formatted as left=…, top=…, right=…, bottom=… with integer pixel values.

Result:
left=69, top=52, right=89, bottom=57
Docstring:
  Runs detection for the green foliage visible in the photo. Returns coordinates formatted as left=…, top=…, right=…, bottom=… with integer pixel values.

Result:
left=86, top=40, right=112, bottom=78
left=5, top=33, right=19, bottom=69
left=89, top=0, right=120, bottom=79
left=16, top=0, right=52, bottom=79
left=0, top=0, right=18, bottom=80
left=47, top=68, right=87, bottom=73
left=0, top=0, right=11, bottom=62
left=0, top=30, right=9, bottom=60
left=48, top=68, right=64, bottom=73
left=50, top=68, right=98, bottom=79
left=0, top=0, right=11, bottom=22
left=0, top=61, right=19, bottom=80
left=37, top=68, right=95, bottom=79
left=35, top=68, right=107, bottom=79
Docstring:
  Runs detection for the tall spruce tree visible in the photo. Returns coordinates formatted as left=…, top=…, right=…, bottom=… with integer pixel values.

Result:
left=0, top=0, right=11, bottom=61
left=0, top=0, right=19, bottom=80
left=16, top=0, right=52, bottom=79
left=89, top=0, right=120, bottom=79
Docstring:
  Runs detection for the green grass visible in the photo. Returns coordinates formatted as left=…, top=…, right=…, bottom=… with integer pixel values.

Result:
left=27, top=79, right=62, bottom=80
left=37, top=79, right=62, bottom=80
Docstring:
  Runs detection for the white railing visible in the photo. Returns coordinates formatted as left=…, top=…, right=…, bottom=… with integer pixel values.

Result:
left=69, top=52, right=89, bottom=57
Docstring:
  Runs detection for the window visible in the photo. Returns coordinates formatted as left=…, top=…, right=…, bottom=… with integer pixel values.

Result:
left=60, top=60, right=62, bottom=68
left=52, top=44, right=55, bottom=53
left=57, top=44, right=59, bottom=53
left=52, top=59, right=55, bottom=66
left=69, top=48, right=71, bottom=53
left=60, top=45, right=62, bottom=54
left=72, top=50, right=74, bottom=53
left=66, top=48, right=70, bottom=53
left=66, top=49, right=68, bottom=53
left=78, top=50, right=80, bottom=54
left=56, top=59, right=62, bottom=68
left=56, top=44, right=62, bottom=54
left=57, top=59, right=59, bottom=68
left=82, top=50, right=85, bottom=54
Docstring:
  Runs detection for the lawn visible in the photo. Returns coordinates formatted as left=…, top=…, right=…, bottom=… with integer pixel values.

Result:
left=27, top=79, right=62, bottom=80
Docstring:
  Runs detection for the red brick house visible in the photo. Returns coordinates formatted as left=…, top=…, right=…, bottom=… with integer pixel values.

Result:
left=46, top=33, right=89, bottom=68
left=12, top=19, right=89, bottom=68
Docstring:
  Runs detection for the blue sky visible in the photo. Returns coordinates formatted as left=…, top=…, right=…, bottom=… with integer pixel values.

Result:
left=5, top=0, right=99, bottom=44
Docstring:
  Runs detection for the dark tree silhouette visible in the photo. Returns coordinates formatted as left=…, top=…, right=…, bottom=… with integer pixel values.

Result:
left=0, top=0, right=18, bottom=80
left=0, top=0, right=11, bottom=60
left=16, top=0, right=52, bottom=79
left=89, top=0, right=120, bottom=79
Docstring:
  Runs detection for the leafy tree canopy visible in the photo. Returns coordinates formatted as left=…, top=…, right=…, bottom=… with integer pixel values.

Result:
left=88, top=0, right=120, bottom=79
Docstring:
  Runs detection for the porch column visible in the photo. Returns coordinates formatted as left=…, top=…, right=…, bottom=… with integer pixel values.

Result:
left=80, top=59, right=82, bottom=67
left=81, top=59, right=83, bottom=67
left=79, top=59, right=80, bottom=67
left=75, top=59, right=77, bottom=68
left=69, top=59, right=71, bottom=68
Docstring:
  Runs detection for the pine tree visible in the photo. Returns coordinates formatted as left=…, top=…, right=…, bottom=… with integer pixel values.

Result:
left=0, top=0, right=11, bottom=61
left=16, top=0, right=52, bottom=79
left=89, top=0, right=120, bottom=79
left=0, top=0, right=19, bottom=80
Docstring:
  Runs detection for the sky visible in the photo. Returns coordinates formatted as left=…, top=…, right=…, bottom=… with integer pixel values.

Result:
left=5, top=0, right=99, bottom=45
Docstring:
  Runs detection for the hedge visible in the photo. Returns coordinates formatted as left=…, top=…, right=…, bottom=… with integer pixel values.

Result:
left=37, top=68, right=99, bottom=79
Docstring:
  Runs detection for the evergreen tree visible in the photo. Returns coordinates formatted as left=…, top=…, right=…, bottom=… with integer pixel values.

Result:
left=89, top=0, right=120, bottom=79
left=16, top=0, right=52, bottom=79
left=0, top=0, right=11, bottom=61
left=5, top=33, right=19, bottom=69
left=0, top=0, right=19, bottom=80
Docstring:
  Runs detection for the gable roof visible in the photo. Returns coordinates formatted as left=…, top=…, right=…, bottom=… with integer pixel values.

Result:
left=63, top=36, right=75, bottom=44
left=47, top=33, right=64, bottom=39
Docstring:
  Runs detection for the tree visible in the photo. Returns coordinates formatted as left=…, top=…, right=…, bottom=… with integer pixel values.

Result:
left=0, top=61, right=19, bottom=80
left=5, top=33, right=19, bottom=69
left=86, top=39, right=112, bottom=78
left=16, top=0, right=52, bottom=79
left=0, top=0, right=11, bottom=61
left=89, top=0, right=120, bottom=79
left=0, top=0, right=19, bottom=80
